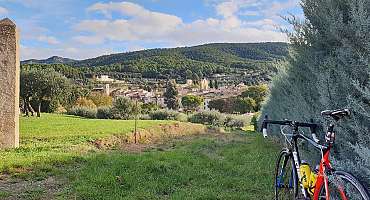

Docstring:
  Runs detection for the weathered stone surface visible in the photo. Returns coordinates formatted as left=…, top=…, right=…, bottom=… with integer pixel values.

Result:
left=0, top=18, right=20, bottom=148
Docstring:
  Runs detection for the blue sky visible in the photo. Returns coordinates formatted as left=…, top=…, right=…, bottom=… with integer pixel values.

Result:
left=0, top=0, right=302, bottom=60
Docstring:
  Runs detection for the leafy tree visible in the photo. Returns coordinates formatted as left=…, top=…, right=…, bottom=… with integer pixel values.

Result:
left=241, top=84, right=268, bottom=110
left=181, top=95, right=204, bottom=111
left=209, top=80, right=214, bottom=89
left=209, top=97, right=256, bottom=114
left=74, top=97, right=96, bottom=109
left=214, top=80, right=219, bottom=89
left=112, top=97, right=138, bottom=119
left=88, top=93, right=113, bottom=107
left=185, top=69, right=193, bottom=80
left=141, top=102, right=160, bottom=114
left=234, top=97, right=256, bottom=113
left=20, top=68, right=72, bottom=117
left=164, top=82, right=179, bottom=110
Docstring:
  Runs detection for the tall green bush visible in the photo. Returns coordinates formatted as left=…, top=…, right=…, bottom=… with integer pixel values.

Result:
left=261, top=0, right=370, bottom=185
left=68, top=107, right=97, bottom=119
left=189, top=110, right=224, bottom=127
left=112, top=97, right=140, bottom=119
left=149, top=109, right=183, bottom=121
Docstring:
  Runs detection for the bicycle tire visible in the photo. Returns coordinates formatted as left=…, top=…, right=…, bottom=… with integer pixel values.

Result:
left=317, top=170, right=370, bottom=200
left=275, top=149, right=299, bottom=200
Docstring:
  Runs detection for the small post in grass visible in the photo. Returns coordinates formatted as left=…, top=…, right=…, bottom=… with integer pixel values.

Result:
left=134, top=98, right=138, bottom=144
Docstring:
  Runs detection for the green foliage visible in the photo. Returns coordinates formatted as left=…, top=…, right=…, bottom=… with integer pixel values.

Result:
left=20, top=68, right=73, bottom=117
left=224, top=115, right=246, bottom=129
left=21, top=63, right=83, bottom=80
left=261, top=0, right=370, bottom=184
left=22, top=43, right=287, bottom=80
left=149, top=109, right=183, bottom=120
left=164, top=82, right=179, bottom=110
left=88, top=93, right=113, bottom=107
left=181, top=95, right=204, bottom=111
left=67, top=135, right=278, bottom=200
left=209, top=97, right=256, bottom=114
left=189, top=110, right=224, bottom=127
left=68, top=107, right=97, bottom=119
left=0, top=113, right=171, bottom=174
left=141, top=102, right=160, bottom=114
left=112, top=97, right=139, bottom=120
left=208, top=99, right=232, bottom=113
left=251, top=112, right=260, bottom=131
left=74, top=97, right=97, bottom=109
left=240, top=85, right=268, bottom=110
left=96, top=107, right=113, bottom=119
left=234, top=97, right=257, bottom=113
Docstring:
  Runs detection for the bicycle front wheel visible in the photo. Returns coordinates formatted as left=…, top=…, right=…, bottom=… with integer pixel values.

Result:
left=275, top=149, right=299, bottom=200
left=318, top=170, right=370, bottom=200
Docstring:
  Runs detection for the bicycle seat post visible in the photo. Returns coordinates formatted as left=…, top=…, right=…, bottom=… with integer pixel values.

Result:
left=325, top=123, right=335, bottom=145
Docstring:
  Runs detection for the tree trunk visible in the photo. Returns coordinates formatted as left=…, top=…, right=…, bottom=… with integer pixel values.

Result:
left=37, top=102, right=41, bottom=117
left=28, top=101, right=35, bottom=116
left=24, top=99, right=29, bottom=117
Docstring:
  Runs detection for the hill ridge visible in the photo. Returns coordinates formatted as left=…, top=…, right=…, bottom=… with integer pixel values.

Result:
left=21, top=42, right=288, bottom=67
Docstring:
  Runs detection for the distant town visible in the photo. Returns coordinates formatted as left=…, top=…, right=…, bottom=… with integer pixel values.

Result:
left=91, top=73, right=259, bottom=112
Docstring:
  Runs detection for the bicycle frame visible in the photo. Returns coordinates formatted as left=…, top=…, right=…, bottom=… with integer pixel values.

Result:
left=313, top=145, right=349, bottom=200
left=289, top=128, right=327, bottom=199
left=269, top=121, right=349, bottom=200
left=313, top=144, right=332, bottom=200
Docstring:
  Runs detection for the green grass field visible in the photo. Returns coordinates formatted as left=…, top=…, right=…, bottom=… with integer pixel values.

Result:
left=0, top=114, right=280, bottom=200
left=1, top=114, right=171, bottom=174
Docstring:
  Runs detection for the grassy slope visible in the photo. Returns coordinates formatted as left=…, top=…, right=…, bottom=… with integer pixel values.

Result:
left=67, top=134, right=279, bottom=200
left=0, top=114, right=170, bottom=173
left=1, top=114, right=280, bottom=200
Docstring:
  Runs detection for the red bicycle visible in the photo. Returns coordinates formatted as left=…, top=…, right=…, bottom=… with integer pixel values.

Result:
left=262, top=109, right=370, bottom=200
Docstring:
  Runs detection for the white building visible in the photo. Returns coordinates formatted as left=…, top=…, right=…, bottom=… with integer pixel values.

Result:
left=96, top=75, right=115, bottom=82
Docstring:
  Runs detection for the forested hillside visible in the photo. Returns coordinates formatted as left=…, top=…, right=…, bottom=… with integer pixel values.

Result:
left=261, top=0, right=370, bottom=186
left=73, top=42, right=288, bottom=67
left=23, top=56, right=77, bottom=65
left=22, top=43, right=288, bottom=80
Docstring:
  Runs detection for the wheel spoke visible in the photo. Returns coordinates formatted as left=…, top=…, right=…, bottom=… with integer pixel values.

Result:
left=275, top=151, right=297, bottom=200
left=319, top=171, right=369, bottom=200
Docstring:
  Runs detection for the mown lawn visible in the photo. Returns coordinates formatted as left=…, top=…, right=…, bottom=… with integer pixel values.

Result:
left=0, top=114, right=280, bottom=200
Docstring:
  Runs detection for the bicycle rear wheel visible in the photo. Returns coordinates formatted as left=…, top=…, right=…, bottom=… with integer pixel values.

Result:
left=318, top=170, right=370, bottom=200
left=275, top=150, right=299, bottom=200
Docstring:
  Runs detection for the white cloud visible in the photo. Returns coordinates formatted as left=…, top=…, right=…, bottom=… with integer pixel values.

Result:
left=18, top=20, right=61, bottom=44
left=264, top=0, right=299, bottom=17
left=216, top=1, right=239, bottom=18
left=168, top=18, right=286, bottom=46
left=21, top=0, right=298, bottom=60
left=21, top=45, right=116, bottom=60
left=0, top=6, right=9, bottom=15
left=72, top=35, right=105, bottom=45
left=73, top=1, right=289, bottom=47
left=74, top=2, right=183, bottom=44
left=37, top=35, right=60, bottom=45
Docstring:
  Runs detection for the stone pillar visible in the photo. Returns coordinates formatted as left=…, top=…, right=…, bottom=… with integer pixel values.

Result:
left=0, top=18, right=20, bottom=148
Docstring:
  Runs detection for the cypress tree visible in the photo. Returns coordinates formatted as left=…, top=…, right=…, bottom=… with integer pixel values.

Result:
left=261, top=0, right=370, bottom=184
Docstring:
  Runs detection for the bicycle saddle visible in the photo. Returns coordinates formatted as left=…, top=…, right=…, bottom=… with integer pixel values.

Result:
left=321, top=109, right=351, bottom=121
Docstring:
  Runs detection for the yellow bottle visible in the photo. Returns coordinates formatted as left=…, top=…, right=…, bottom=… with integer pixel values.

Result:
left=308, top=166, right=319, bottom=195
left=299, top=161, right=311, bottom=189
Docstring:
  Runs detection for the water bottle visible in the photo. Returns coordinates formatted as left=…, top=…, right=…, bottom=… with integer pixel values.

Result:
left=299, top=160, right=311, bottom=189
left=308, top=165, right=319, bottom=195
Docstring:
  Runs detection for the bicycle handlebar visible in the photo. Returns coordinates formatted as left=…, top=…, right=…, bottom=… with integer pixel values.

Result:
left=261, top=115, right=319, bottom=142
